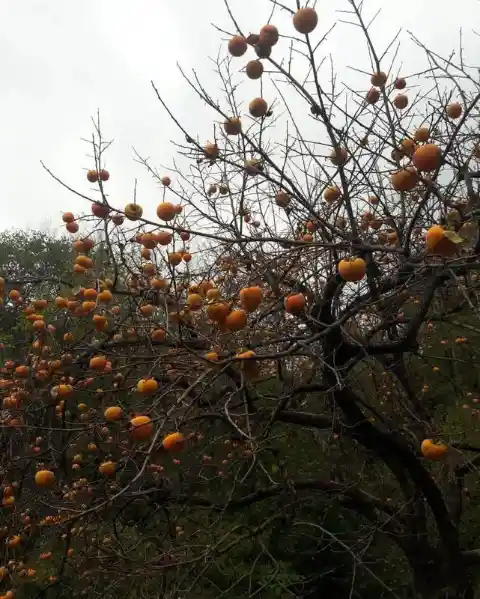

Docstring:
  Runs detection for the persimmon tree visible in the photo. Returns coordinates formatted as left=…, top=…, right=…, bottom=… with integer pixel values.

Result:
left=2, top=1, right=480, bottom=598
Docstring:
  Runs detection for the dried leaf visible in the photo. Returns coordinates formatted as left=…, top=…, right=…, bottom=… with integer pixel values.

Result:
left=443, top=230, right=464, bottom=244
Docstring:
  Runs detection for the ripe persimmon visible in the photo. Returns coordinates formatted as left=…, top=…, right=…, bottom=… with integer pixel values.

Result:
left=425, top=225, right=457, bottom=257
left=203, top=143, right=219, bottom=160
left=391, top=167, right=418, bottom=191
left=35, top=470, right=55, bottom=487
left=246, top=60, right=264, bottom=79
left=412, top=144, right=441, bottom=172
left=156, top=202, right=176, bottom=221
left=75, top=255, right=93, bottom=269
left=414, top=127, right=430, bottom=142
left=394, top=94, right=408, bottom=109
left=259, top=24, right=279, bottom=46
left=292, top=7, right=318, bottom=34
left=239, top=286, right=263, bottom=312
left=130, top=415, right=154, bottom=441
left=366, top=88, right=380, bottom=104
left=168, top=252, right=183, bottom=266
left=370, top=71, right=387, bottom=87
left=330, top=147, right=348, bottom=166
left=224, top=309, right=248, bottom=331
left=420, top=439, right=448, bottom=460
left=228, top=35, right=248, bottom=57
left=89, top=355, right=107, bottom=371
left=99, top=461, right=116, bottom=476
left=97, top=289, right=113, bottom=303
left=249, top=97, right=268, bottom=118
left=186, top=293, right=203, bottom=310
left=62, top=212, right=75, bottom=223
left=275, top=192, right=291, bottom=207
left=324, top=186, right=341, bottom=203
left=14, top=365, right=29, bottom=378
left=139, top=304, right=156, bottom=317
left=66, top=222, right=79, bottom=233
left=338, top=257, right=367, bottom=282
left=224, top=117, right=242, bottom=135
left=207, top=302, right=230, bottom=323
left=162, top=432, right=186, bottom=452
left=83, top=288, right=97, bottom=300
left=399, top=138, right=417, bottom=156
left=284, top=293, right=305, bottom=314
left=446, top=102, right=462, bottom=119
left=151, top=328, right=166, bottom=342
left=104, top=406, right=123, bottom=422
left=91, top=202, right=110, bottom=218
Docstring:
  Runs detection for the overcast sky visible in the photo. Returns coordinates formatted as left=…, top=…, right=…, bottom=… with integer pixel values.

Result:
left=0, top=0, right=478, bottom=234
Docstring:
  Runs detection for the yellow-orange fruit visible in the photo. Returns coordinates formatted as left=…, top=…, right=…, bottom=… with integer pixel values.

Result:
left=412, top=144, right=441, bottom=172
left=224, top=309, right=248, bottom=331
left=324, top=186, right=341, bottom=203
left=89, top=355, right=107, bottom=371
left=130, top=415, right=154, bottom=441
left=162, top=432, right=186, bottom=453
left=425, top=225, right=457, bottom=257
left=168, top=252, right=183, bottom=266
left=207, top=302, right=230, bottom=323
left=239, top=286, right=263, bottom=312
left=186, top=293, right=203, bottom=310
left=338, top=257, right=367, bottom=282
left=421, top=439, right=448, bottom=460
left=391, top=167, right=418, bottom=191
left=156, top=202, right=176, bottom=222
left=97, top=289, right=113, bottom=303
left=35, top=470, right=55, bottom=487
left=104, top=406, right=123, bottom=422
left=137, top=378, right=159, bottom=395
left=284, top=293, right=305, bottom=314
left=99, top=461, right=116, bottom=476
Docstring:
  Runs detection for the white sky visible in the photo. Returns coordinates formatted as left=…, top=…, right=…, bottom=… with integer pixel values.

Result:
left=0, top=0, right=478, bottom=233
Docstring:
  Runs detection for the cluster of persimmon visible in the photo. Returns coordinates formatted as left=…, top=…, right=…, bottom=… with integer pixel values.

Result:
left=224, top=15, right=469, bottom=273
left=220, top=8, right=318, bottom=174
